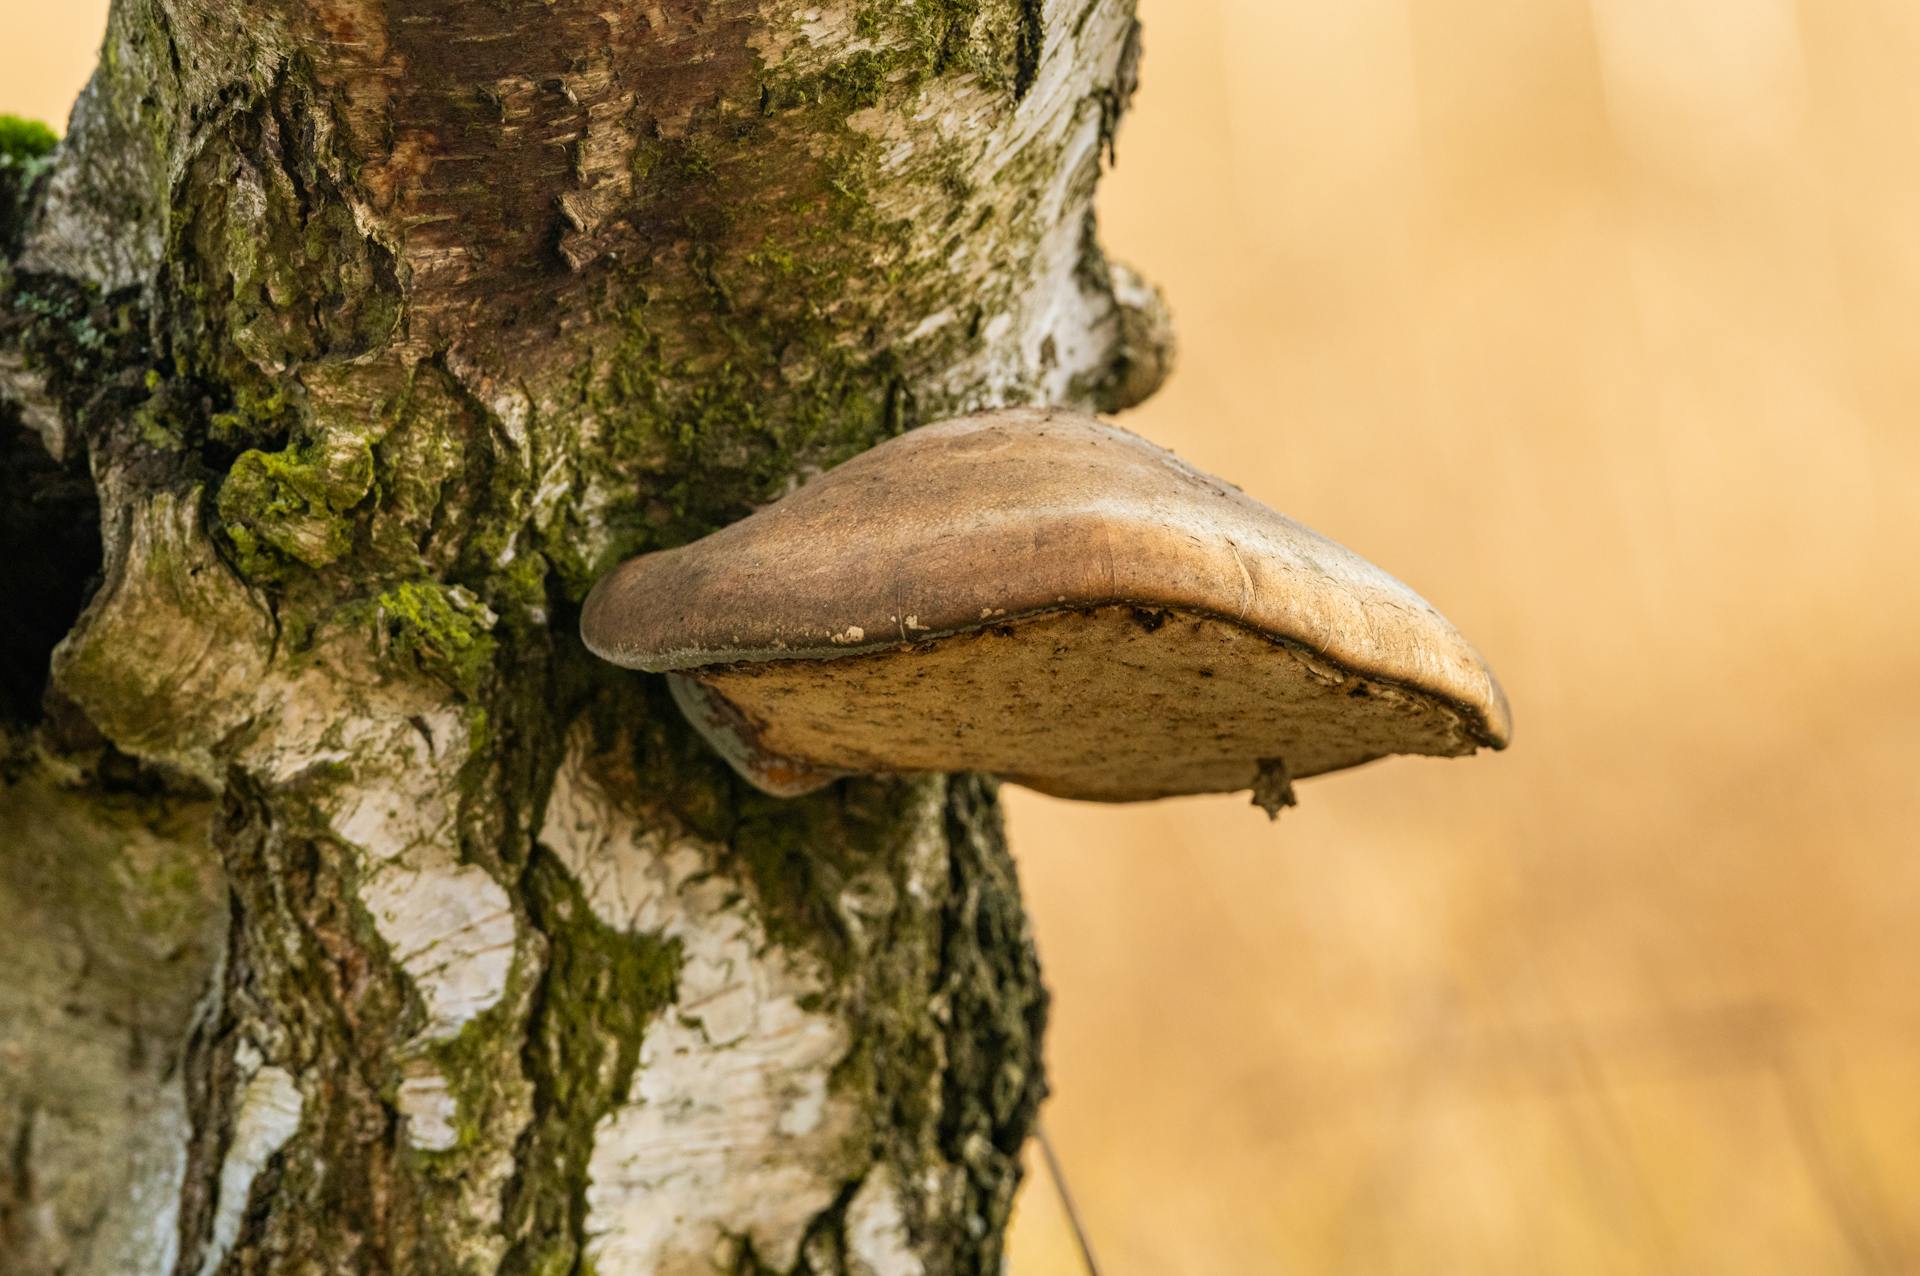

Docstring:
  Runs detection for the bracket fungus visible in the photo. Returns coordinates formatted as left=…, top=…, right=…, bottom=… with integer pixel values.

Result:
left=582, top=409, right=1509, bottom=813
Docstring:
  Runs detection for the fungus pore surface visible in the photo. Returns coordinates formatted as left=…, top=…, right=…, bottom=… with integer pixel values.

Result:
left=684, top=604, right=1488, bottom=801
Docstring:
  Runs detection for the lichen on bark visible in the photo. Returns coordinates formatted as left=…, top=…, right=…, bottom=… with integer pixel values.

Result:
left=0, top=1, right=1170, bottom=1272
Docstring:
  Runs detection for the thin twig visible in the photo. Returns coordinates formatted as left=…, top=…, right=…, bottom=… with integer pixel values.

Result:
left=1037, top=1121, right=1104, bottom=1276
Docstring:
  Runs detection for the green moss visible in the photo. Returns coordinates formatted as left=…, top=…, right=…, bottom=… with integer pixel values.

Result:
left=500, top=850, right=682, bottom=1276
left=127, top=366, right=287, bottom=454
left=163, top=82, right=402, bottom=398
left=628, top=138, right=663, bottom=183
left=414, top=949, right=536, bottom=1159
left=0, top=115, right=58, bottom=164
left=762, top=48, right=903, bottom=114
left=558, top=113, right=947, bottom=589
left=216, top=433, right=374, bottom=573
left=726, top=778, right=947, bottom=976
left=485, top=550, right=552, bottom=626
left=374, top=580, right=498, bottom=697
left=827, top=48, right=899, bottom=107
left=208, top=379, right=299, bottom=444
left=560, top=254, right=903, bottom=583
left=847, top=0, right=1040, bottom=92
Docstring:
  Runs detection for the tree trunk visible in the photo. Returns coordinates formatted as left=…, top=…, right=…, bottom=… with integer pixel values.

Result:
left=0, top=2, right=1168, bottom=1273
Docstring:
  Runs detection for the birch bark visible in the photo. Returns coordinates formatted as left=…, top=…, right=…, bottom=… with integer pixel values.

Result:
left=0, top=3, right=1168, bottom=1272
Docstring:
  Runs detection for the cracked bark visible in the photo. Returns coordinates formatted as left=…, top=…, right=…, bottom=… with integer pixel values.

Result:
left=0, top=2, right=1171, bottom=1273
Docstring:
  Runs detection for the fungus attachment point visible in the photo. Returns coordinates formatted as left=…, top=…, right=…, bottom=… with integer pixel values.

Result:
left=582, top=409, right=1510, bottom=806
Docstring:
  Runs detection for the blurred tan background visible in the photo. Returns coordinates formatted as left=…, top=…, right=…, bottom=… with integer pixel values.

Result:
left=9, top=2, right=1920, bottom=1272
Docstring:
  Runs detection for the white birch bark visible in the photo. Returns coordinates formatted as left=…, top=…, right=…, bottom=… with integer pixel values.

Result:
left=0, top=2, right=1170, bottom=1271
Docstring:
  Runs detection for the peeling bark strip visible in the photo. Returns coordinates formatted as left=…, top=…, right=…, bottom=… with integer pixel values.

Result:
left=1, top=1, right=1163, bottom=1272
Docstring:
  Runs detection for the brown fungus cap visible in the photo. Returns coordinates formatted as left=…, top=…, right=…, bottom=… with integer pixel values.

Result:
left=582, top=408, right=1510, bottom=810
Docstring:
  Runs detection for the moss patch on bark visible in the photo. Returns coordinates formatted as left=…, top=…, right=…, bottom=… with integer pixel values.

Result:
left=500, top=849, right=682, bottom=1276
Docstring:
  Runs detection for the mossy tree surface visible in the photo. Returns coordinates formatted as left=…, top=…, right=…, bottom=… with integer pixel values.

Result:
left=0, top=2, right=1169, bottom=1273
